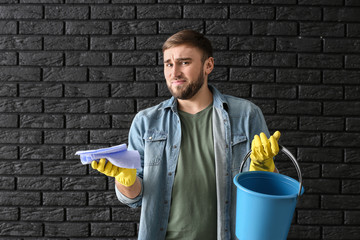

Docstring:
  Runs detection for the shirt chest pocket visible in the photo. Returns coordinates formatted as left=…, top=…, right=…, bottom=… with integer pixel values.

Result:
left=231, top=134, right=248, bottom=173
left=143, top=130, right=167, bottom=166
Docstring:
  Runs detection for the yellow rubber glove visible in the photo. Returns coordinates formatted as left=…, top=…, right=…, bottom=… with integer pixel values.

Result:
left=91, top=158, right=137, bottom=187
left=249, top=131, right=281, bottom=172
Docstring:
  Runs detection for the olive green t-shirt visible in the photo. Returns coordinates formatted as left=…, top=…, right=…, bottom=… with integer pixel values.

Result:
left=166, top=104, right=217, bottom=240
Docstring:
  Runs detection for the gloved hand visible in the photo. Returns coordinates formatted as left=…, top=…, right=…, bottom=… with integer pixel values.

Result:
left=249, top=131, right=281, bottom=172
left=91, top=158, right=137, bottom=187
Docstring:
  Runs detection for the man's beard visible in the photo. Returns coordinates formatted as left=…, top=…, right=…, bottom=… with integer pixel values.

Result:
left=167, top=69, right=205, bottom=100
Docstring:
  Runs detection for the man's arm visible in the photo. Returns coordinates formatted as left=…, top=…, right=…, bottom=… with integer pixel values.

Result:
left=115, top=176, right=142, bottom=199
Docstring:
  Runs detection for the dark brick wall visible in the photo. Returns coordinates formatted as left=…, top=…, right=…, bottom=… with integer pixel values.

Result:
left=0, top=0, right=359, bottom=239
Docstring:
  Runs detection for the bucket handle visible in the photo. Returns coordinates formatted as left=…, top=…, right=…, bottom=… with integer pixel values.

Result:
left=239, top=145, right=303, bottom=198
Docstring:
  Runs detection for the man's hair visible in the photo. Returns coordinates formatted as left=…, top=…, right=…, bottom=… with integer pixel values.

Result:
left=162, top=29, right=213, bottom=62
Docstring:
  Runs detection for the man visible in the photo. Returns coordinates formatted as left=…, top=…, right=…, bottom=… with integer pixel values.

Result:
left=91, top=30, right=280, bottom=239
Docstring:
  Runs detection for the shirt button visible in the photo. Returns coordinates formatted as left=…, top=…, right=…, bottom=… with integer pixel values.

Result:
left=164, top=200, right=168, bottom=204
left=168, top=172, right=172, bottom=176
left=225, top=200, right=229, bottom=204
left=226, top=144, right=229, bottom=148
left=173, top=145, right=177, bottom=148
left=160, top=228, right=164, bottom=231
left=149, top=137, right=152, bottom=140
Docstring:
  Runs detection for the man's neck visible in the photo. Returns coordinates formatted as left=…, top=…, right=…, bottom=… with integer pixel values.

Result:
left=177, top=84, right=213, bottom=115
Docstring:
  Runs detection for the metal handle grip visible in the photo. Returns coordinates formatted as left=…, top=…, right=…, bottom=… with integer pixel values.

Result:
left=239, top=145, right=303, bottom=197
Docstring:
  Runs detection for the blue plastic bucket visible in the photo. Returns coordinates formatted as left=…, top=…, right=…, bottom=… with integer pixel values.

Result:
left=233, top=145, right=304, bottom=240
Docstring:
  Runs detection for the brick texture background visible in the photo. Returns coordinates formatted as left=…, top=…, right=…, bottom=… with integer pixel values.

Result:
left=0, top=0, right=359, bottom=239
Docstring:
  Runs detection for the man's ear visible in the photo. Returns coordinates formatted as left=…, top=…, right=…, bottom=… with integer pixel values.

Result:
left=205, top=57, right=214, bottom=75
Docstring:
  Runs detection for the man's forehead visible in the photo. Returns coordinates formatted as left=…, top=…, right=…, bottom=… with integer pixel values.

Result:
left=163, top=45, right=202, bottom=60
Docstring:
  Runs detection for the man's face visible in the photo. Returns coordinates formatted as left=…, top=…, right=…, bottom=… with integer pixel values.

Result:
left=163, top=45, right=208, bottom=100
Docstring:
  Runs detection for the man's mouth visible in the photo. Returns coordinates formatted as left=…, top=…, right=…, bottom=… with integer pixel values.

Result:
left=171, top=79, right=186, bottom=86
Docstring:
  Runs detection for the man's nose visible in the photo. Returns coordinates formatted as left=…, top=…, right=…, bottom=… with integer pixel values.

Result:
left=171, top=64, right=181, bottom=78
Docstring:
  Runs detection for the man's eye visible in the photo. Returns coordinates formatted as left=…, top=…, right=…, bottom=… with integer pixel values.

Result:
left=165, top=63, right=172, bottom=67
left=182, top=62, right=189, bottom=65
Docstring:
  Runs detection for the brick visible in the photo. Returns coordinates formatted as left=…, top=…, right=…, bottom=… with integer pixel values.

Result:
left=345, top=55, right=360, bottom=69
left=0, top=52, right=16, bottom=65
left=137, top=98, right=168, bottom=111
left=322, top=195, right=360, bottom=209
left=205, top=36, right=228, bottom=50
left=20, top=83, right=63, bottom=97
left=324, top=132, right=360, bottom=147
left=21, top=207, right=64, bottom=221
left=111, top=83, right=156, bottom=97
left=0, top=222, right=42, bottom=237
left=342, top=180, right=360, bottom=194
left=44, top=36, right=88, bottom=50
left=19, top=52, right=62, bottom=66
left=44, top=130, right=88, bottom=144
left=20, top=114, right=64, bottom=128
left=345, top=149, right=360, bottom=163
left=45, top=6, right=89, bottom=19
left=112, top=114, right=135, bottom=129
left=43, top=161, right=86, bottom=175
left=65, top=83, right=109, bottom=97
left=300, top=22, right=344, bottom=37
left=0, top=207, right=18, bottom=221
left=230, top=68, right=274, bottom=82
left=299, top=85, right=343, bottom=100
left=136, top=36, right=168, bottom=50
left=21, top=0, right=63, bottom=2
left=91, top=5, right=134, bottom=19
left=0, top=161, right=41, bottom=175
left=323, top=163, right=360, bottom=178
left=347, top=23, right=360, bottom=37
left=230, top=36, right=274, bottom=51
left=62, top=176, right=106, bottom=190
left=299, top=0, right=343, bottom=5
left=159, top=20, right=203, bottom=34
left=211, top=83, right=250, bottom=98
left=208, top=67, right=228, bottom=81
left=277, top=69, right=320, bottom=83
left=252, top=84, right=296, bottom=99
left=213, top=52, right=249, bottom=66
left=345, top=86, right=360, bottom=100
left=206, top=0, right=247, bottom=2
left=43, top=67, right=87, bottom=82
left=253, top=21, right=297, bottom=36
left=113, top=20, right=157, bottom=34
left=136, top=4, right=181, bottom=19
left=136, top=66, right=163, bottom=81
left=298, top=210, right=342, bottom=224
left=298, top=54, right=342, bottom=69
left=89, top=99, right=134, bottom=113
left=157, top=83, right=172, bottom=97
left=0, top=36, right=41, bottom=50
left=346, top=0, right=360, bottom=5
left=90, top=67, right=133, bottom=82
left=324, top=102, right=360, bottom=116
left=91, top=223, right=136, bottom=237
left=66, top=115, right=110, bottom=128
left=43, top=192, right=86, bottom=206
left=252, top=0, right=296, bottom=3
left=303, top=179, right=340, bottom=194
left=324, top=70, right=360, bottom=84
left=253, top=52, right=296, bottom=67
left=323, top=226, right=360, bottom=239
left=45, top=99, right=88, bottom=113
left=345, top=211, right=360, bottom=224
left=66, top=21, right=109, bottom=35
left=185, top=5, right=227, bottom=19
left=112, top=207, right=140, bottom=221
left=278, top=131, right=321, bottom=146
left=90, top=129, right=129, bottom=143
left=0, top=176, right=15, bottom=189
left=0, top=5, right=42, bottom=19
left=206, top=20, right=250, bottom=35
left=266, top=115, right=297, bottom=130
left=296, top=194, right=320, bottom=209
left=20, top=21, right=63, bottom=35
left=346, top=118, right=360, bottom=131
left=230, top=5, right=274, bottom=19
left=18, top=177, right=60, bottom=190
left=66, top=207, right=110, bottom=221
left=0, top=130, right=42, bottom=144
left=0, top=66, right=40, bottom=82
left=277, top=6, right=321, bottom=21
left=89, top=191, right=124, bottom=206
left=324, top=7, right=360, bottom=22
left=276, top=37, right=321, bottom=52
left=300, top=117, right=344, bottom=131
left=20, top=146, right=63, bottom=160
left=287, top=225, right=320, bottom=240
left=0, top=145, right=17, bottom=159
left=91, top=36, right=134, bottom=50
left=0, top=83, right=16, bottom=97
left=45, top=223, right=88, bottom=237
left=0, top=21, right=17, bottom=34
left=325, top=39, right=360, bottom=53
left=113, top=52, right=156, bottom=66
left=0, top=191, right=40, bottom=206
left=277, top=162, right=320, bottom=178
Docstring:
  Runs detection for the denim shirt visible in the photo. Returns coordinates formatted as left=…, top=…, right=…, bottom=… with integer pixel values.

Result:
left=115, top=85, right=269, bottom=240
